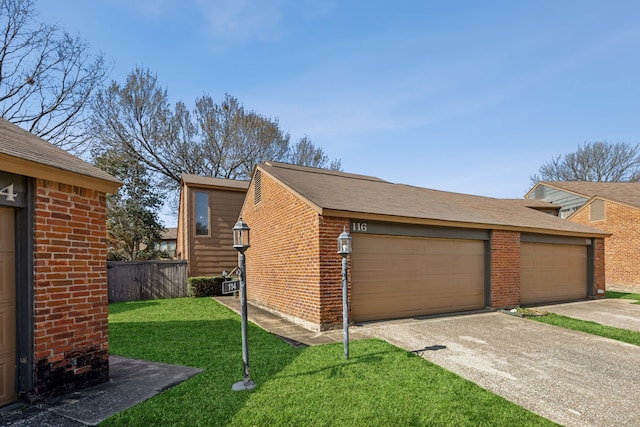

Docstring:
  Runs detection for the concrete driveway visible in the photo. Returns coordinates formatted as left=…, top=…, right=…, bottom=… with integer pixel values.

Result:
left=354, top=310, right=640, bottom=427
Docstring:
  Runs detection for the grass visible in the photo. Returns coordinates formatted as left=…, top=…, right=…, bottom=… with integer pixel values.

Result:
left=606, top=290, right=640, bottom=302
left=528, top=313, right=640, bottom=346
left=104, top=298, right=556, bottom=426
left=525, top=291, right=640, bottom=346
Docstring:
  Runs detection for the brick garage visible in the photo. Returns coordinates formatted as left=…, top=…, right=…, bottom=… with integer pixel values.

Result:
left=0, top=119, right=120, bottom=405
left=241, top=162, right=607, bottom=331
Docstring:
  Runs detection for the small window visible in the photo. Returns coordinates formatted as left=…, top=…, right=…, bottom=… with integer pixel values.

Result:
left=590, top=199, right=605, bottom=221
left=195, top=192, right=209, bottom=236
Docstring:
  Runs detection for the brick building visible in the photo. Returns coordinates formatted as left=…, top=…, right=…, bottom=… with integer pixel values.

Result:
left=0, top=119, right=121, bottom=405
left=241, top=162, right=607, bottom=331
left=527, top=181, right=640, bottom=291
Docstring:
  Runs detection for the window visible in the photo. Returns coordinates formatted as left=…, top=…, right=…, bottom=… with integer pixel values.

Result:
left=195, top=192, right=209, bottom=235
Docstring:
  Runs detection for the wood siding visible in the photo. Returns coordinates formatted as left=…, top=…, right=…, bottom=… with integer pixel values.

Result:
left=188, top=188, right=246, bottom=276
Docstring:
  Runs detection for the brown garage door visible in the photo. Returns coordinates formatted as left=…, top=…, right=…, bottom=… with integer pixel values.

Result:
left=0, top=207, right=16, bottom=406
left=520, top=242, right=587, bottom=305
left=351, top=234, right=485, bottom=322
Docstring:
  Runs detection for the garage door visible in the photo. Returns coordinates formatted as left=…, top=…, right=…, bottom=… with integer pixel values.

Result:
left=351, top=234, right=485, bottom=322
left=520, top=242, right=587, bottom=305
left=0, top=207, right=16, bottom=406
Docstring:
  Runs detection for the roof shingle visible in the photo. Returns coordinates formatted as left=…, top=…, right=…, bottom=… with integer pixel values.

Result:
left=260, top=162, right=607, bottom=237
left=0, top=118, right=120, bottom=187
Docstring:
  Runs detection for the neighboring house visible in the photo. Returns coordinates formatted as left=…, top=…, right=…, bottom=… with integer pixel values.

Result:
left=526, top=181, right=640, bottom=291
left=240, top=162, right=608, bottom=332
left=0, top=118, right=121, bottom=404
left=176, top=174, right=249, bottom=277
left=156, top=227, right=177, bottom=258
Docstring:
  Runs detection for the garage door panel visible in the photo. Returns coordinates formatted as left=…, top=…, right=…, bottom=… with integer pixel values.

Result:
left=521, top=243, right=587, bottom=305
left=351, top=234, right=485, bottom=322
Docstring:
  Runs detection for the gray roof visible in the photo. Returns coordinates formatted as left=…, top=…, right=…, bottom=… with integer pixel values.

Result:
left=260, top=162, right=608, bottom=237
left=536, top=181, right=640, bottom=209
left=0, top=118, right=121, bottom=186
left=181, top=174, right=249, bottom=191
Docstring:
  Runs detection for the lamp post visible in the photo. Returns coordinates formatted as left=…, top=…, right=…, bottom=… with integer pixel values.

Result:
left=231, top=217, right=256, bottom=391
left=337, top=227, right=352, bottom=360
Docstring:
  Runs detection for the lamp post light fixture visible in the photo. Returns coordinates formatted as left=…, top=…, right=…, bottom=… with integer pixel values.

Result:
left=337, top=226, right=352, bottom=360
left=231, top=217, right=256, bottom=391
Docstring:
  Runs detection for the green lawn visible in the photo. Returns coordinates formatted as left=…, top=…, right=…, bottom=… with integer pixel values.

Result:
left=606, top=290, right=640, bottom=302
left=104, top=298, right=556, bottom=426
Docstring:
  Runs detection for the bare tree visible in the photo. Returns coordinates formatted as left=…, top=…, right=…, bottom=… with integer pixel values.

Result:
left=288, top=135, right=342, bottom=170
left=0, top=0, right=108, bottom=151
left=531, top=141, right=640, bottom=184
left=194, top=93, right=290, bottom=179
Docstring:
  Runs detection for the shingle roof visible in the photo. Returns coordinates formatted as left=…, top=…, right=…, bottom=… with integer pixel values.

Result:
left=502, top=198, right=561, bottom=210
left=537, top=181, right=640, bottom=208
left=260, top=162, right=607, bottom=237
left=181, top=174, right=249, bottom=191
left=0, top=118, right=121, bottom=187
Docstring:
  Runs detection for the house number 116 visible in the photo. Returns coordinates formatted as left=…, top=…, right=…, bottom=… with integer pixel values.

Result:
left=352, top=222, right=367, bottom=232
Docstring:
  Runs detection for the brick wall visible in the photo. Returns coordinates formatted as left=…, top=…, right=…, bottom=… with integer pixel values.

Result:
left=242, top=171, right=326, bottom=331
left=318, top=216, right=350, bottom=329
left=33, top=179, right=109, bottom=396
left=593, top=237, right=606, bottom=296
left=571, top=201, right=638, bottom=290
left=490, top=230, right=520, bottom=308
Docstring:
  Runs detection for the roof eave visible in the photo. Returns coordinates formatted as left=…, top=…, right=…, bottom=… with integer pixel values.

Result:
left=0, top=152, right=122, bottom=193
left=321, top=209, right=611, bottom=238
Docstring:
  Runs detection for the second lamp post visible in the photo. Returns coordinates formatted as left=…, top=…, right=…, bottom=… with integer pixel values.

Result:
left=337, top=227, right=352, bottom=360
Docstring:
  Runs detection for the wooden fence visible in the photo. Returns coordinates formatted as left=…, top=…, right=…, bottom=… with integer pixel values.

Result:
left=107, top=260, right=189, bottom=302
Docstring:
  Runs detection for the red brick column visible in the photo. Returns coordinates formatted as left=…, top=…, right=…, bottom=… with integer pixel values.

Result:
left=593, top=237, right=606, bottom=297
left=490, top=230, right=521, bottom=308
left=33, top=179, right=109, bottom=396
left=318, top=216, right=350, bottom=330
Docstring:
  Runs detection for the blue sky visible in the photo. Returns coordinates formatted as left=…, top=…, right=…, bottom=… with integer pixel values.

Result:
left=38, top=1, right=640, bottom=202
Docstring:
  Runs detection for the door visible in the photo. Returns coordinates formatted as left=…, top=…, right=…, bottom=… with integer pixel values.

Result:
left=520, top=242, right=587, bottom=305
left=0, top=207, right=16, bottom=406
left=351, top=234, right=485, bottom=322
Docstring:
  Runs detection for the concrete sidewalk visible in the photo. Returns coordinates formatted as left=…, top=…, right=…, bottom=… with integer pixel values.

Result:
left=0, top=356, right=202, bottom=426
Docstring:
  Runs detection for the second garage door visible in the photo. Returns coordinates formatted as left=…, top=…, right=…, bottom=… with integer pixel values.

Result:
left=520, top=242, right=587, bottom=305
left=351, top=234, right=485, bottom=322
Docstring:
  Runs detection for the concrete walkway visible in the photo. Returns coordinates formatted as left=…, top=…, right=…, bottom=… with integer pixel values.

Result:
left=0, top=356, right=202, bottom=426
left=214, top=296, right=353, bottom=345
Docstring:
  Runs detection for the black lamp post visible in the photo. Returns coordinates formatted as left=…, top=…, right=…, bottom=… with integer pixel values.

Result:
left=231, top=217, right=255, bottom=391
left=337, top=227, right=352, bottom=360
